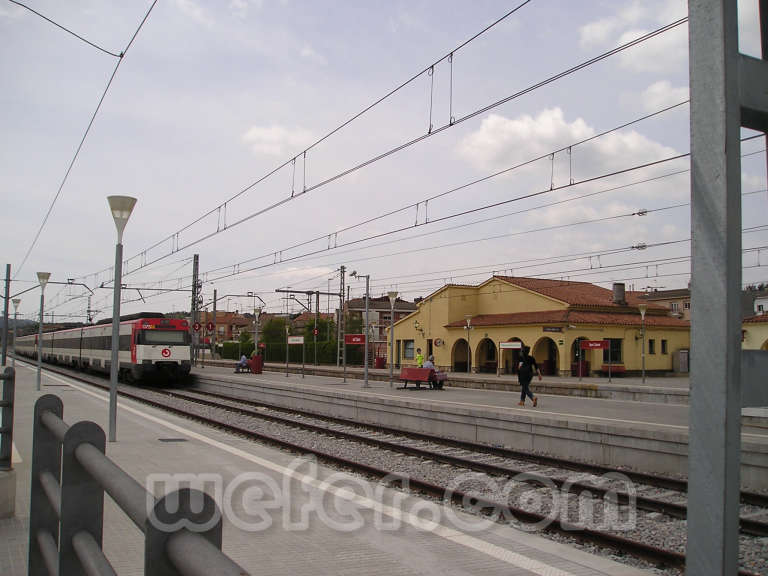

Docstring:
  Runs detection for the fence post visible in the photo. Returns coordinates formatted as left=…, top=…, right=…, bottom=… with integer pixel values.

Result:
left=29, top=395, right=63, bottom=576
left=60, top=421, right=106, bottom=575
left=0, top=366, right=15, bottom=470
left=145, top=488, right=222, bottom=576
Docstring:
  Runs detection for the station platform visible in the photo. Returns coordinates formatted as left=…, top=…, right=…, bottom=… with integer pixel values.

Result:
left=2, top=361, right=654, bottom=576
left=193, top=364, right=768, bottom=489
left=204, top=359, right=693, bottom=404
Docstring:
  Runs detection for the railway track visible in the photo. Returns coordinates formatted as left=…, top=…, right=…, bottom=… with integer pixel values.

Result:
left=175, top=384, right=768, bottom=536
left=30, top=362, right=768, bottom=575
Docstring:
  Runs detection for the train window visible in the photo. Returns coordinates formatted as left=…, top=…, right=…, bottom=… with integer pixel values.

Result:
left=139, top=330, right=189, bottom=345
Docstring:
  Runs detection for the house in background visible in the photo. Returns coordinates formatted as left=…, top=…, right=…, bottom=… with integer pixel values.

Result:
left=346, top=295, right=417, bottom=360
left=639, top=287, right=691, bottom=320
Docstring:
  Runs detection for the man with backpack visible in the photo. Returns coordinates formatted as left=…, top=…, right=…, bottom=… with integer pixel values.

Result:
left=517, top=345, right=542, bottom=407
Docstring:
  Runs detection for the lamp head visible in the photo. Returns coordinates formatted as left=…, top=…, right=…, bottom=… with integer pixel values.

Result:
left=387, top=290, right=398, bottom=305
left=637, top=303, right=648, bottom=320
left=37, top=272, right=51, bottom=290
left=12, top=298, right=21, bottom=311
left=350, top=270, right=357, bottom=278
left=107, top=195, right=137, bottom=243
left=465, top=314, right=472, bottom=327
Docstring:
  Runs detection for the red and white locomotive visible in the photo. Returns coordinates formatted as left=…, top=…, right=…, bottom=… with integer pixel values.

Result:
left=16, top=313, right=192, bottom=382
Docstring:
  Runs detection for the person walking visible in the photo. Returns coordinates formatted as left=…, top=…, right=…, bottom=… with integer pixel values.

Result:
left=416, top=347, right=424, bottom=368
left=517, top=345, right=542, bottom=407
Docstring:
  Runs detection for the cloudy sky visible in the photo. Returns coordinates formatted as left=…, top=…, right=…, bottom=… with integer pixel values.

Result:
left=1, top=0, right=766, bottom=322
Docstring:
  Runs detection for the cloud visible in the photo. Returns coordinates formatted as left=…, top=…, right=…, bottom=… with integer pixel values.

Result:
left=578, top=1, right=646, bottom=48
left=457, top=109, right=593, bottom=173
left=241, top=124, right=315, bottom=157
left=229, top=0, right=264, bottom=19
left=456, top=108, right=680, bottom=194
left=173, top=0, right=214, bottom=27
left=640, top=81, right=688, bottom=113
left=579, top=0, right=688, bottom=74
left=616, top=25, right=688, bottom=73
left=300, top=44, right=327, bottom=66
left=738, top=0, right=761, bottom=57
left=0, top=4, right=24, bottom=19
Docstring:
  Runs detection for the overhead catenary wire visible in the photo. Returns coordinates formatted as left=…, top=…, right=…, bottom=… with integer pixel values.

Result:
left=8, top=0, right=123, bottom=57
left=14, top=0, right=159, bottom=279
left=91, top=18, right=691, bottom=284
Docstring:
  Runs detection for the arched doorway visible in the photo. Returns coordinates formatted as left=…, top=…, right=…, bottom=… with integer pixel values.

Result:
left=501, top=337, right=523, bottom=374
left=571, top=336, right=590, bottom=376
left=475, top=338, right=497, bottom=373
left=452, top=339, right=470, bottom=372
left=533, top=337, right=559, bottom=376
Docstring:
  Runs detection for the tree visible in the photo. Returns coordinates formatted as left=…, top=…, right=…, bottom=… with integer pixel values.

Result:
left=262, top=317, right=288, bottom=343
left=303, top=317, right=336, bottom=342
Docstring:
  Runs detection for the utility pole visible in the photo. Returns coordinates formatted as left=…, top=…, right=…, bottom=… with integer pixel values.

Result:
left=314, top=291, right=319, bottom=366
left=2, top=264, right=10, bottom=366
left=338, top=265, right=345, bottom=367
left=212, top=289, right=217, bottom=359
left=191, top=254, right=199, bottom=366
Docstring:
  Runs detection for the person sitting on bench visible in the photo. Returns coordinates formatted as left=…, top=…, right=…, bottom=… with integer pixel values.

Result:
left=422, top=355, right=443, bottom=389
left=235, top=354, right=249, bottom=373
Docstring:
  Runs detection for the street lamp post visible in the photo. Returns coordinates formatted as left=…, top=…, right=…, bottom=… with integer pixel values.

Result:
left=465, top=314, right=472, bottom=374
left=11, top=299, right=20, bottom=368
left=107, top=195, right=137, bottom=443
left=36, top=272, right=50, bottom=391
left=638, top=303, right=647, bottom=384
left=387, top=291, right=398, bottom=388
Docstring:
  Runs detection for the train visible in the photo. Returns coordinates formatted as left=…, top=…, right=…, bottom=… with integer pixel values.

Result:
left=16, top=313, right=192, bottom=382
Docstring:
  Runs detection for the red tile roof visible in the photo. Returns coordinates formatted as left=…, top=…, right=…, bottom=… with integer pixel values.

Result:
left=445, top=309, right=689, bottom=329
left=494, top=276, right=665, bottom=310
left=292, top=311, right=334, bottom=324
left=744, top=314, right=768, bottom=324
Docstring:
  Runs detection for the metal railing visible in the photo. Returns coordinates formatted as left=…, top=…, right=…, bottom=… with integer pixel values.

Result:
left=0, top=366, right=15, bottom=471
left=29, top=394, right=250, bottom=576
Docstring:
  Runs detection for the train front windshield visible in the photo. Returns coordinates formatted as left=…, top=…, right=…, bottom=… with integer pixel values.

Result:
left=138, top=330, right=190, bottom=345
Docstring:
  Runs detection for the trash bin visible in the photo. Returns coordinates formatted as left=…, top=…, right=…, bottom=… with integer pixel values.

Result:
left=374, top=356, right=386, bottom=369
left=250, top=354, right=264, bottom=374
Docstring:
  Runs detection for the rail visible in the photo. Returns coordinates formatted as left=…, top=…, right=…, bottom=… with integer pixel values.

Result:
left=28, top=394, right=250, bottom=576
left=0, top=367, right=15, bottom=471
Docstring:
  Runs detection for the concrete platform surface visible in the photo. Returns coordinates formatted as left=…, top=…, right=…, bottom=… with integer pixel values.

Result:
left=1, top=362, right=653, bottom=576
left=194, top=364, right=766, bottom=433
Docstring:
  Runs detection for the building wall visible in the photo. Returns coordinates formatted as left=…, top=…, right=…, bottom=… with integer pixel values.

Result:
left=743, top=321, right=768, bottom=350
left=392, top=283, right=691, bottom=375
left=475, top=279, right=568, bottom=316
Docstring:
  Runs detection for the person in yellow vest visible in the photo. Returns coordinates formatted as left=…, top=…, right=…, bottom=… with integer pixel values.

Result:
left=416, top=348, right=424, bottom=367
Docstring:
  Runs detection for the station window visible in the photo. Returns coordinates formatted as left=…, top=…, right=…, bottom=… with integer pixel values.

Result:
left=602, top=339, right=622, bottom=363
left=404, top=340, right=415, bottom=359
left=670, top=302, right=679, bottom=312
left=683, top=301, right=690, bottom=310
left=649, top=339, right=656, bottom=355
left=661, top=339, right=668, bottom=354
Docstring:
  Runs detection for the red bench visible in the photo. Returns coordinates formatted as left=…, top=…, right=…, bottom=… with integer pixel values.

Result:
left=600, top=364, right=626, bottom=376
left=398, top=367, right=446, bottom=390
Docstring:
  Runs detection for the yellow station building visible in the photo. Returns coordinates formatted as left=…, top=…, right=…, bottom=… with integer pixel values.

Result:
left=390, top=276, right=691, bottom=377
left=742, top=314, right=768, bottom=351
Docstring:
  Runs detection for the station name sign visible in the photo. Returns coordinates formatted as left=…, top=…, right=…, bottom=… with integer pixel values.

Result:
left=580, top=340, right=609, bottom=350
left=345, top=334, right=365, bottom=345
